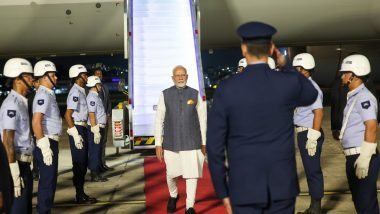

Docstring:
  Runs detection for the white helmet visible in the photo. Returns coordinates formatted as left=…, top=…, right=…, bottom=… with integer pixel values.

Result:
left=238, top=58, right=247, bottom=68
left=3, top=58, right=33, bottom=78
left=86, top=75, right=101, bottom=87
left=34, top=60, right=57, bottom=77
left=339, top=54, right=370, bottom=76
left=268, top=57, right=276, bottom=69
left=69, top=64, right=87, bottom=78
left=292, top=53, right=315, bottom=70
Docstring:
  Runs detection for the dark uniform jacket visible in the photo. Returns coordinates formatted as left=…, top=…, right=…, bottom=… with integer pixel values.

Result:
left=207, top=63, right=318, bottom=205
left=99, top=84, right=112, bottom=115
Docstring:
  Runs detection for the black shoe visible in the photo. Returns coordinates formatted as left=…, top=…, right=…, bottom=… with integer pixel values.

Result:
left=99, top=165, right=108, bottom=173
left=185, top=207, right=196, bottom=214
left=297, top=198, right=322, bottom=214
left=76, top=194, right=97, bottom=204
left=90, top=172, right=108, bottom=182
left=297, top=208, right=322, bottom=214
left=83, top=193, right=98, bottom=203
left=297, top=209, right=308, bottom=214
left=103, top=164, right=114, bottom=171
left=167, top=195, right=179, bottom=213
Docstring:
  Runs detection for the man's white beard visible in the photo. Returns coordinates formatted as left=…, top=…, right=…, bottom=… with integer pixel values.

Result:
left=176, top=82, right=186, bottom=88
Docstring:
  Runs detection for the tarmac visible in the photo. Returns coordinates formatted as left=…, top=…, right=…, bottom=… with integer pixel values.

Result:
left=29, top=107, right=380, bottom=213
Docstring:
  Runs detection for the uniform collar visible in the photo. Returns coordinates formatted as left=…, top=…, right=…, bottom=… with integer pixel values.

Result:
left=10, top=90, right=28, bottom=107
left=39, top=85, right=55, bottom=96
left=89, top=90, right=98, bottom=96
left=308, top=77, right=312, bottom=80
left=347, top=83, right=365, bottom=99
left=74, top=83, right=86, bottom=94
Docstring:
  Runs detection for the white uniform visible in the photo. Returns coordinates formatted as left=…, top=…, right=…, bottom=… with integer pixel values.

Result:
left=0, top=90, right=33, bottom=155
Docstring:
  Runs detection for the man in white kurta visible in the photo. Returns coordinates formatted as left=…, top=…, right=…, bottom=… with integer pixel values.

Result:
left=155, top=65, right=207, bottom=214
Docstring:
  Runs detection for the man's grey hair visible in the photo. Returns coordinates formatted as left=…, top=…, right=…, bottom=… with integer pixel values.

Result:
left=172, top=65, right=187, bottom=75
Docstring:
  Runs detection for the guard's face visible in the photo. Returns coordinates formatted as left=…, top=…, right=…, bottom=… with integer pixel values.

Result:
left=172, top=68, right=188, bottom=88
left=340, top=71, right=353, bottom=84
left=95, top=83, right=102, bottom=91
left=238, top=66, right=244, bottom=73
left=33, top=78, right=40, bottom=89
left=47, top=72, right=58, bottom=85
left=20, top=73, right=34, bottom=89
left=295, top=67, right=308, bottom=78
left=80, top=73, right=88, bottom=83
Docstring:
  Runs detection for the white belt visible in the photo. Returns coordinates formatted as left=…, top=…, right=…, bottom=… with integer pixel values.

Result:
left=16, top=154, right=33, bottom=163
left=295, top=127, right=309, bottom=133
left=343, top=147, right=376, bottom=156
left=99, top=124, right=106, bottom=128
left=46, top=134, right=60, bottom=142
left=343, top=147, right=361, bottom=156
left=74, top=121, right=87, bottom=127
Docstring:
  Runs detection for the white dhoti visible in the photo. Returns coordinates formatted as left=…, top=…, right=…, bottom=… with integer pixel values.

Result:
left=164, top=149, right=205, bottom=209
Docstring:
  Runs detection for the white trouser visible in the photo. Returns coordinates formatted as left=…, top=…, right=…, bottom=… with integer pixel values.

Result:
left=167, top=175, right=198, bottom=209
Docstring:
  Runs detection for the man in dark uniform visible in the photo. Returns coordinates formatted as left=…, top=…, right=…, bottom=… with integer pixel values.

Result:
left=94, top=68, right=113, bottom=171
left=207, top=21, right=318, bottom=214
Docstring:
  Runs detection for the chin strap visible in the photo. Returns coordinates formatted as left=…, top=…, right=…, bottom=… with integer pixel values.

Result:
left=46, top=73, right=56, bottom=88
left=20, top=76, right=33, bottom=89
left=77, top=73, right=87, bottom=86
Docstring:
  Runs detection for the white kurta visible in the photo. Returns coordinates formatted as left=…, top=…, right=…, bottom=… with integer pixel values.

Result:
left=154, top=90, right=207, bottom=178
left=164, top=150, right=205, bottom=178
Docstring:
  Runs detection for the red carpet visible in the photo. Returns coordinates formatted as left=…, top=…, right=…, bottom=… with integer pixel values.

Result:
left=144, top=157, right=227, bottom=214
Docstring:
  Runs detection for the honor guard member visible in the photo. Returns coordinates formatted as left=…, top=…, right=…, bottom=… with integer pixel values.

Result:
left=207, top=22, right=318, bottom=214
left=0, top=58, right=34, bottom=214
left=293, top=53, right=324, bottom=214
left=86, top=76, right=108, bottom=182
left=237, top=58, right=247, bottom=72
left=32, top=60, right=62, bottom=214
left=339, top=54, right=380, bottom=213
left=64, top=65, right=97, bottom=203
left=155, top=65, right=207, bottom=214
left=330, top=53, right=380, bottom=141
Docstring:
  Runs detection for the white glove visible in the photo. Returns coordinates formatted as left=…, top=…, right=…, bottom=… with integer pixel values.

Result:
left=91, top=125, right=101, bottom=144
left=67, top=126, right=83, bottom=149
left=37, top=136, right=53, bottom=166
left=9, top=162, right=24, bottom=197
left=306, top=128, right=321, bottom=156
left=354, top=141, right=377, bottom=179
